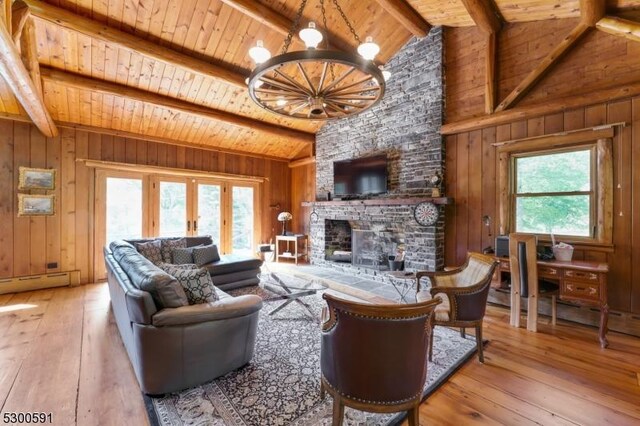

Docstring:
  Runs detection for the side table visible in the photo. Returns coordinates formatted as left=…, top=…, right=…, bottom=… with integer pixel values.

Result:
left=276, top=234, right=309, bottom=265
left=386, top=271, right=417, bottom=304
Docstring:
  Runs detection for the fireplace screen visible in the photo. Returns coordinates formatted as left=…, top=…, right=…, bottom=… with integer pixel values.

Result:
left=352, top=229, right=402, bottom=270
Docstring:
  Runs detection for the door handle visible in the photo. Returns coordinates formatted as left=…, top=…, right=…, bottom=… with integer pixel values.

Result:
left=187, top=220, right=191, bottom=232
left=194, top=220, right=198, bottom=233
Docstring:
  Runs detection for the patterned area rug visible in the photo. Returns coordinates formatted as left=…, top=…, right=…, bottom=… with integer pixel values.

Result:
left=145, top=279, right=479, bottom=426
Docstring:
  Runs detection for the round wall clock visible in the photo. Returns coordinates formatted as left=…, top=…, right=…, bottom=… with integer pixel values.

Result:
left=414, top=202, right=439, bottom=226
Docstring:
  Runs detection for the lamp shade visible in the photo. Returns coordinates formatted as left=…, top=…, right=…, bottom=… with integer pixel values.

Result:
left=277, top=212, right=293, bottom=222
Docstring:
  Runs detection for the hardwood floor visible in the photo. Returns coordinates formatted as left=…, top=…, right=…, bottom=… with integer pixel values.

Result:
left=1, top=283, right=639, bottom=425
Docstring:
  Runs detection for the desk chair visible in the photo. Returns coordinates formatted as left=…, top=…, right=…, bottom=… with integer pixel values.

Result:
left=509, top=233, right=557, bottom=332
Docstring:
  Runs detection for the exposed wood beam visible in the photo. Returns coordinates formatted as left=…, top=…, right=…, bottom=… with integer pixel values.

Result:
left=460, top=0, right=502, bottom=34
left=19, top=17, right=42, bottom=99
left=0, top=17, right=57, bottom=137
left=40, top=67, right=314, bottom=145
left=288, top=156, right=315, bottom=168
left=495, top=23, right=590, bottom=112
left=580, top=0, right=606, bottom=27
left=372, top=0, right=430, bottom=38
left=485, top=32, right=497, bottom=114
left=11, top=0, right=29, bottom=44
left=596, top=16, right=640, bottom=43
left=441, top=81, right=640, bottom=135
left=219, top=0, right=354, bottom=54
left=24, top=0, right=247, bottom=89
left=1, top=0, right=10, bottom=32
left=0, top=112, right=292, bottom=162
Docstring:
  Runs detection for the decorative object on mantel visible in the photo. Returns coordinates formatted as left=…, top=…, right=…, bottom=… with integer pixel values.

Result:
left=277, top=211, right=293, bottom=235
left=17, top=194, right=56, bottom=216
left=414, top=201, right=439, bottom=226
left=431, top=187, right=441, bottom=197
left=18, top=166, right=56, bottom=190
left=246, top=0, right=387, bottom=120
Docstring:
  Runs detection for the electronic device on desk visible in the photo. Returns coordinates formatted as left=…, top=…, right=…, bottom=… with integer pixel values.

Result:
left=495, top=235, right=555, bottom=260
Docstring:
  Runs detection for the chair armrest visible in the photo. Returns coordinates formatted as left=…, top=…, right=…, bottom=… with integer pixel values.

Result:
left=415, top=267, right=465, bottom=292
left=152, top=295, right=263, bottom=326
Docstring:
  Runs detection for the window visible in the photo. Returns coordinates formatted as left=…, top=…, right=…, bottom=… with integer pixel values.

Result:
left=513, top=148, right=594, bottom=237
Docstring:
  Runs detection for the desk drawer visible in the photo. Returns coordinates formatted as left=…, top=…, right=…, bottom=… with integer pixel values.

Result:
left=564, top=269, right=600, bottom=282
left=562, top=280, right=600, bottom=301
left=538, top=266, right=559, bottom=279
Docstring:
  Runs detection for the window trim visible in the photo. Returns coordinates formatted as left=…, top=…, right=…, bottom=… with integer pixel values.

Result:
left=497, top=127, right=614, bottom=247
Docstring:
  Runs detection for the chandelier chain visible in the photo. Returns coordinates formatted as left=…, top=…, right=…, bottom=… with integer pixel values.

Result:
left=332, top=0, right=361, bottom=43
left=319, top=0, right=336, bottom=82
left=282, top=0, right=309, bottom=54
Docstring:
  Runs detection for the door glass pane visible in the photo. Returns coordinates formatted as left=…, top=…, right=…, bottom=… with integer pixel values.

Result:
left=232, top=186, right=254, bottom=255
left=106, top=177, right=143, bottom=243
left=197, top=184, right=221, bottom=246
left=159, top=181, right=187, bottom=237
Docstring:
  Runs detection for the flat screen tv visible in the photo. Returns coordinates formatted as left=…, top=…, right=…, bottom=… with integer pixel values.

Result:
left=333, top=155, right=388, bottom=197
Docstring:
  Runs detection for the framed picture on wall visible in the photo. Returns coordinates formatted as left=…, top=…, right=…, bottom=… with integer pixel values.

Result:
left=17, top=194, right=56, bottom=216
left=18, top=167, right=56, bottom=190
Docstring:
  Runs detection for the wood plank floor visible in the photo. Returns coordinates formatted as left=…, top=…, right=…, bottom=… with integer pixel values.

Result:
left=0, top=283, right=639, bottom=425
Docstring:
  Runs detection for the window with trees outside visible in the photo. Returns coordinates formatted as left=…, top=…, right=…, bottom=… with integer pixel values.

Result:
left=513, top=148, right=594, bottom=237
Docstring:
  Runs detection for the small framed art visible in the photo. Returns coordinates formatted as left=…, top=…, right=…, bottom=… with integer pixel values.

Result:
left=18, top=167, right=56, bottom=190
left=17, top=194, right=56, bottom=216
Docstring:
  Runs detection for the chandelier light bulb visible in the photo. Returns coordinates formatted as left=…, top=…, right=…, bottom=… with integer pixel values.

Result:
left=358, top=36, right=380, bottom=61
left=379, top=65, right=391, bottom=81
left=276, top=97, right=287, bottom=106
left=299, top=22, right=323, bottom=49
left=249, top=40, right=271, bottom=64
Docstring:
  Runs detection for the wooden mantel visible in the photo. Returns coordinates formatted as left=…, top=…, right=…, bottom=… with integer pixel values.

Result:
left=301, top=197, right=454, bottom=207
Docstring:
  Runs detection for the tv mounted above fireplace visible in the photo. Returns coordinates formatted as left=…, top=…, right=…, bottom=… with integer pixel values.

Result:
left=333, top=154, right=388, bottom=197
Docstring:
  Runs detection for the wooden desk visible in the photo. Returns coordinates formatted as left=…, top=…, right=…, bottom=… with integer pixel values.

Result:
left=275, top=235, right=308, bottom=265
left=494, top=258, right=609, bottom=348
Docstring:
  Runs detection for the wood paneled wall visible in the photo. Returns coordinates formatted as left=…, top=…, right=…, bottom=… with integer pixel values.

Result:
left=0, top=119, right=291, bottom=283
left=444, top=97, right=640, bottom=314
left=290, top=163, right=316, bottom=236
left=445, top=20, right=640, bottom=122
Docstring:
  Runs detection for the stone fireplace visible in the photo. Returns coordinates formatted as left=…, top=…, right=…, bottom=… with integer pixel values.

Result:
left=310, top=29, right=445, bottom=279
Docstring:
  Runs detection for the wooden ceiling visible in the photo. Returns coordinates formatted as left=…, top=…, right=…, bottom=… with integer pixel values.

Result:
left=1, top=0, right=640, bottom=159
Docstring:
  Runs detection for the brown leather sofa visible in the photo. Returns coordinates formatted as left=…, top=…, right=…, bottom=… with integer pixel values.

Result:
left=104, top=239, right=263, bottom=395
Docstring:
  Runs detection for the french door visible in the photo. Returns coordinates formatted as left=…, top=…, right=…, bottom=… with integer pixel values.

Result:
left=96, top=171, right=259, bottom=280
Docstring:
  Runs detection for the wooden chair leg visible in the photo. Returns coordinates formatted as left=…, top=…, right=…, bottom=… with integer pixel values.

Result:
left=551, top=295, right=557, bottom=326
left=460, top=328, right=466, bottom=338
left=320, top=381, right=325, bottom=399
left=332, top=397, right=344, bottom=426
left=475, top=323, right=484, bottom=363
left=407, top=406, right=420, bottom=426
left=428, top=325, right=435, bottom=362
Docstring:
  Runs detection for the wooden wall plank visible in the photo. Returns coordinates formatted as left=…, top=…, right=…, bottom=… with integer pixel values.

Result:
left=481, top=127, right=497, bottom=250
left=467, top=130, right=483, bottom=253
left=60, top=128, right=76, bottom=273
left=13, top=123, right=30, bottom=277
left=46, top=134, right=61, bottom=273
left=444, top=134, right=458, bottom=267
left=29, top=127, right=47, bottom=275
left=455, top=133, right=470, bottom=265
left=632, top=98, right=640, bottom=314
left=0, top=120, right=13, bottom=278
left=75, top=131, right=90, bottom=283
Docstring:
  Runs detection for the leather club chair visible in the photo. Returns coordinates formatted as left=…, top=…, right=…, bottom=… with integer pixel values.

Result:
left=416, top=252, right=499, bottom=363
left=319, top=293, right=441, bottom=426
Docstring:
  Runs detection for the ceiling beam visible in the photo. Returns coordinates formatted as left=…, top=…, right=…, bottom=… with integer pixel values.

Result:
left=219, top=0, right=354, bottom=53
left=441, top=81, right=640, bottom=135
left=24, top=0, right=247, bottom=89
left=371, top=0, right=431, bottom=38
left=495, top=23, right=590, bottom=112
left=18, top=17, right=42, bottom=99
left=11, top=0, right=29, bottom=44
left=0, top=17, right=57, bottom=137
left=40, top=67, right=314, bottom=145
left=596, top=16, right=640, bottom=43
left=460, top=0, right=502, bottom=34
left=1, top=0, right=10, bottom=31
left=580, top=0, right=606, bottom=27
left=485, top=32, right=497, bottom=114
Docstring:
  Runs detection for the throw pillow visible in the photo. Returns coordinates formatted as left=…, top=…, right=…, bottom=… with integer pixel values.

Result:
left=192, top=244, right=221, bottom=266
left=135, top=240, right=163, bottom=265
left=167, top=267, right=218, bottom=304
left=161, top=238, right=187, bottom=263
left=172, top=247, right=196, bottom=264
left=158, top=262, right=198, bottom=272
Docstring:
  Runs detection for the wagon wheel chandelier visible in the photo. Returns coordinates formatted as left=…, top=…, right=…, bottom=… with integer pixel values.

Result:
left=246, top=0, right=390, bottom=121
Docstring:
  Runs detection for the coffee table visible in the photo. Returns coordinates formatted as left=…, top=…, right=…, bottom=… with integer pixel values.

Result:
left=260, top=271, right=324, bottom=321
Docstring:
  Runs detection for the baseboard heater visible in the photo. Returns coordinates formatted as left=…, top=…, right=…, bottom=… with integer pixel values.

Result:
left=0, top=271, right=81, bottom=295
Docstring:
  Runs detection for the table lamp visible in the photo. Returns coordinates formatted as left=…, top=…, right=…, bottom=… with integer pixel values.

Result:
left=277, top=211, right=293, bottom=235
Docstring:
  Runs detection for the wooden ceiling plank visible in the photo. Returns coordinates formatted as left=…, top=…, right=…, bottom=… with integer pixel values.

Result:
left=372, top=0, right=431, bottom=37
left=460, top=0, right=502, bottom=34
left=0, top=16, right=57, bottom=136
left=596, top=15, right=640, bottom=43
left=495, top=23, right=591, bottom=112
left=580, top=0, right=606, bottom=26
left=25, top=0, right=247, bottom=88
left=40, top=66, right=314, bottom=144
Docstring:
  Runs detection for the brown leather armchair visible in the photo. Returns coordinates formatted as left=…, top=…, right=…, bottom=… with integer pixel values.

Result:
left=320, top=293, right=441, bottom=426
left=416, top=252, right=498, bottom=363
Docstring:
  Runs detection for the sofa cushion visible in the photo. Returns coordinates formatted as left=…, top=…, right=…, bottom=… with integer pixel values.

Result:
left=193, top=244, right=220, bottom=266
left=172, top=247, right=195, bottom=264
left=135, top=240, right=163, bottom=265
left=204, top=254, right=263, bottom=276
left=163, top=264, right=219, bottom=305
left=416, top=291, right=450, bottom=322
left=152, top=294, right=263, bottom=326
left=160, top=238, right=187, bottom=263
left=110, top=241, right=189, bottom=309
